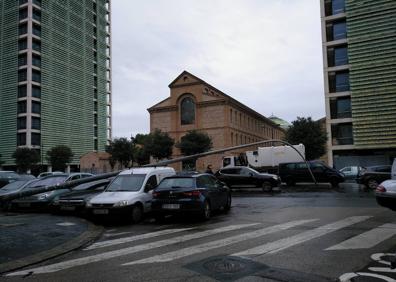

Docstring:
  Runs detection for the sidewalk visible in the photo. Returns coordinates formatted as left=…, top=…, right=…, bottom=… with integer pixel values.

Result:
left=0, top=212, right=103, bottom=274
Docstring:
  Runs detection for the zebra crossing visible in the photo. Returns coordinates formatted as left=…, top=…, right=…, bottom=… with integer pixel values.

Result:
left=7, top=215, right=396, bottom=277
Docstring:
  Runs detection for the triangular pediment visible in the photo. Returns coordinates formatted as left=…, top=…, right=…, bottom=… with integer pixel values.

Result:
left=148, top=97, right=171, bottom=111
left=168, top=71, right=204, bottom=88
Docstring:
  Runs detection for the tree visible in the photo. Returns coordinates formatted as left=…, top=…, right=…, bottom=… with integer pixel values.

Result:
left=46, top=145, right=74, bottom=171
left=106, top=138, right=134, bottom=168
left=285, top=117, right=327, bottom=160
left=12, top=148, right=40, bottom=173
left=176, top=130, right=213, bottom=156
left=144, top=129, right=174, bottom=160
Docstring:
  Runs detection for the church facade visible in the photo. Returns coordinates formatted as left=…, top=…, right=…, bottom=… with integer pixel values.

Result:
left=148, top=71, right=285, bottom=171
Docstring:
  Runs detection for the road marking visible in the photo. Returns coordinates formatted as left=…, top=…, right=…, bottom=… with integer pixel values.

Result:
left=233, top=216, right=371, bottom=256
left=326, top=223, right=396, bottom=250
left=103, top=232, right=134, bottom=237
left=122, top=219, right=317, bottom=265
left=85, top=228, right=194, bottom=250
left=7, top=223, right=258, bottom=276
left=56, top=222, right=76, bottom=227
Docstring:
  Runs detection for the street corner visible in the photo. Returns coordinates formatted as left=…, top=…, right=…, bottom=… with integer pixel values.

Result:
left=0, top=212, right=103, bottom=275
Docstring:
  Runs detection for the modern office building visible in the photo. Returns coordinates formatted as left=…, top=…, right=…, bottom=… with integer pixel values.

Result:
left=320, top=0, right=396, bottom=168
left=0, top=0, right=112, bottom=170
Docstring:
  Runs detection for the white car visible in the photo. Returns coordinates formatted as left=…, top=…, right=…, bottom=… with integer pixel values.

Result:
left=339, top=166, right=362, bottom=180
left=375, top=159, right=396, bottom=211
left=86, top=167, right=175, bottom=222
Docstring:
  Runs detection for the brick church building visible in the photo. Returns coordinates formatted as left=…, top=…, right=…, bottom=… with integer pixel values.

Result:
left=148, top=71, right=285, bottom=171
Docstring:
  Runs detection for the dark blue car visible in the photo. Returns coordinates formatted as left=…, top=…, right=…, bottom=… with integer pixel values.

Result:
left=151, top=173, right=231, bottom=221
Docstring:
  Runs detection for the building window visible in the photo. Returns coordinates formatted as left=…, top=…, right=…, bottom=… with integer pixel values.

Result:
left=94, top=89, right=98, bottom=99
left=32, top=54, right=41, bottom=67
left=17, top=117, right=27, bottom=130
left=231, top=132, right=234, bottom=145
left=31, top=133, right=41, bottom=146
left=32, top=101, right=41, bottom=114
left=18, top=69, right=27, bottom=82
left=32, top=85, right=41, bottom=98
left=329, top=71, right=349, bottom=92
left=330, top=97, right=351, bottom=119
left=94, top=139, right=98, bottom=151
left=32, top=39, right=41, bottom=52
left=326, top=20, right=347, bottom=41
left=33, top=0, right=41, bottom=7
left=17, top=133, right=26, bottom=146
left=19, top=8, right=28, bottom=20
left=32, top=24, right=41, bottom=37
left=18, top=53, right=28, bottom=67
left=327, top=45, right=348, bottom=67
left=94, top=127, right=98, bottom=137
left=18, top=23, right=28, bottom=35
left=331, top=123, right=353, bottom=145
left=18, top=38, right=28, bottom=50
left=17, top=101, right=27, bottom=114
left=32, top=117, right=41, bottom=130
left=19, top=0, right=28, bottom=5
left=325, top=0, right=345, bottom=16
left=18, top=85, right=27, bottom=98
left=230, top=109, right=233, bottom=123
left=32, top=70, right=41, bottom=82
left=32, top=8, right=41, bottom=21
left=180, top=96, right=195, bottom=125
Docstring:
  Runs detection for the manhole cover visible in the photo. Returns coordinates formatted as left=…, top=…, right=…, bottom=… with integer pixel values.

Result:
left=203, top=257, right=247, bottom=274
left=185, top=255, right=267, bottom=281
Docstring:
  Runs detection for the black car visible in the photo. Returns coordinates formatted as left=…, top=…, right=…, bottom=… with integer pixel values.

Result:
left=151, top=173, right=231, bottom=221
left=278, top=161, right=344, bottom=187
left=215, top=166, right=280, bottom=191
left=0, top=171, right=22, bottom=189
left=357, top=165, right=392, bottom=189
left=52, top=178, right=112, bottom=213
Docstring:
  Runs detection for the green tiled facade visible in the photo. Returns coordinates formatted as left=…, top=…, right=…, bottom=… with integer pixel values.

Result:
left=0, top=0, right=111, bottom=167
left=347, top=0, right=396, bottom=149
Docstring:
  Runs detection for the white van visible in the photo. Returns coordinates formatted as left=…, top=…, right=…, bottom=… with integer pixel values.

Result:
left=86, top=167, right=175, bottom=222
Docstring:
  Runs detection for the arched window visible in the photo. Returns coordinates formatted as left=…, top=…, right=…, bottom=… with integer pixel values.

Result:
left=180, top=96, right=195, bottom=125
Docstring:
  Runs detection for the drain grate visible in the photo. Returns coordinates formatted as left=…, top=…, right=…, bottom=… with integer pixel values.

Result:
left=185, top=255, right=267, bottom=281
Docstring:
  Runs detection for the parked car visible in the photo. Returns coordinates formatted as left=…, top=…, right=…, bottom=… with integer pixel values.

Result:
left=339, top=166, right=362, bottom=181
left=0, top=179, right=39, bottom=197
left=357, top=165, right=392, bottom=189
left=375, top=159, right=396, bottom=210
left=53, top=178, right=112, bottom=213
left=86, top=167, right=175, bottom=222
left=37, top=171, right=64, bottom=178
left=10, top=173, right=93, bottom=210
left=278, top=161, right=345, bottom=187
left=214, top=166, right=280, bottom=191
left=0, top=171, right=21, bottom=188
left=151, top=173, right=231, bottom=221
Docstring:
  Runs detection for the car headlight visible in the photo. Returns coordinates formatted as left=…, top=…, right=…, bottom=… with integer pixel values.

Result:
left=114, top=200, right=130, bottom=207
left=86, top=201, right=92, bottom=207
left=272, top=176, right=279, bottom=181
left=38, top=193, right=49, bottom=200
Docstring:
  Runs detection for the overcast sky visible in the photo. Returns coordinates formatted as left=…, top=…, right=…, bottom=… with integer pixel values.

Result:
left=111, top=0, right=324, bottom=138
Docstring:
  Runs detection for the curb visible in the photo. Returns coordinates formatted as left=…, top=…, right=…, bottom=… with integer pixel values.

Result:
left=0, top=218, right=104, bottom=275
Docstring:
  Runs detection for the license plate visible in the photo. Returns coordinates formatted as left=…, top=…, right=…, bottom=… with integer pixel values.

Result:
left=93, top=209, right=108, bottom=214
left=19, top=203, right=30, bottom=208
left=162, top=204, right=180, bottom=210
left=60, top=206, right=75, bottom=211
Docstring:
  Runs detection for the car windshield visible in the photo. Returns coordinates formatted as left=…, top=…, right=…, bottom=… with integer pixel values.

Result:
left=0, top=172, right=19, bottom=179
left=156, top=178, right=195, bottom=190
left=74, top=180, right=108, bottom=191
left=0, top=180, right=30, bottom=192
left=106, top=174, right=146, bottom=192
left=29, top=176, right=68, bottom=188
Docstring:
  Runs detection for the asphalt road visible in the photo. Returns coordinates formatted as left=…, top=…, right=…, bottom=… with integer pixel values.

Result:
left=3, top=183, right=396, bottom=282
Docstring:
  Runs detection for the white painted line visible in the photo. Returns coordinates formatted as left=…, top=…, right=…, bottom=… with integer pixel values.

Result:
left=85, top=228, right=194, bottom=250
left=56, top=222, right=76, bottom=227
left=233, top=216, right=371, bottom=256
left=103, top=232, right=135, bottom=237
left=326, top=223, right=396, bottom=250
left=7, top=223, right=258, bottom=276
left=368, top=267, right=396, bottom=273
left=122, top=219, right=318, bottom=265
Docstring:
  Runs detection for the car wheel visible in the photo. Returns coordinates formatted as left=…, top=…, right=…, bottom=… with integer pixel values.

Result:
left=224, top=194, right=231, bottom=212
left=201, top=200, right=211, bottom=220
left=262, top=181, right=273, bottom=192
left=330, top=179, right=339, bottom=188
left=367, top=179, right=379, bottom=190
left=131, top=205, right=143, bottom=223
